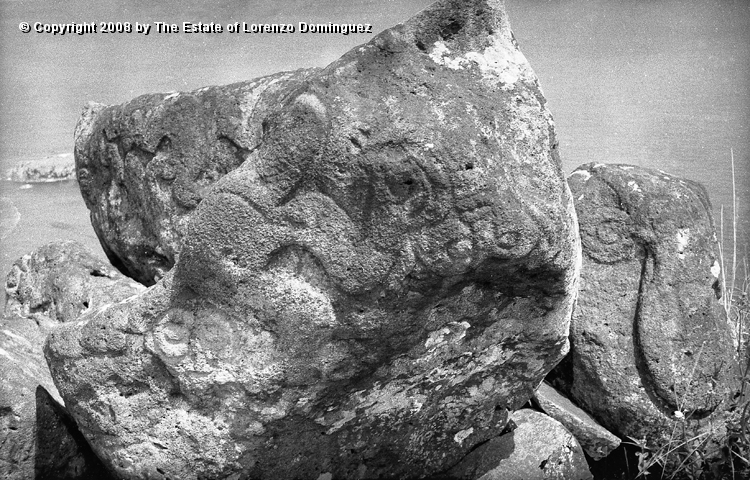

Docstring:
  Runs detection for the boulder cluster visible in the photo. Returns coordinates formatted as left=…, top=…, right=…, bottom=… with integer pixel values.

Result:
left=1, top=0, right=739, bottom=479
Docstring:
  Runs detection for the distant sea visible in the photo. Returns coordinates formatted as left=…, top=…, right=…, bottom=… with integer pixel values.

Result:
left=0, top=0, right=748, bottom=311
left=507, top=0, right=750, bottom=276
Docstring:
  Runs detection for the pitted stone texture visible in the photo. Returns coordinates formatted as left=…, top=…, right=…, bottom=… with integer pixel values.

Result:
left=45, top=1, right=580, bottom=479
left=2, top=242, right=142, bottom=479
left=532, top=382, right=620, bottom=460
left=5, top=240, right=145, bottom=327
left=446, top=409, right=593, bottom=480
left=75, top=69, right=317, bottom=285
left=553, top=163, right=738, bottom=444
left=0, top=314, right=111, bottom=480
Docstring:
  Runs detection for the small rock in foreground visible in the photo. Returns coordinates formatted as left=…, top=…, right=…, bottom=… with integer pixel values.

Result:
left=445, top=409, right=593, bottom=480
left=533, top=381, right=620, bottom=460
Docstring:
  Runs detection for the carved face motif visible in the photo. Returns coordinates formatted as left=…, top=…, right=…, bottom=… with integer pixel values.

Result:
left=180, top=69, right=568, bottom=374
left=46, top=3, right=583, bottom=478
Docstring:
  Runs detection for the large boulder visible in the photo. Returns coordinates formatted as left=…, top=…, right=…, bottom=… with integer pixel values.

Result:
left=75, top=69, right=316, bottom=285
left=45, top=1, right=581, bottom=479
left=552, top=163, right=738, bottom=445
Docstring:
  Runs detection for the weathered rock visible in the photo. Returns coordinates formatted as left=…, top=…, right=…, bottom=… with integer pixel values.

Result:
left=551, top=163, right=738, bottom=445
left=5, top=240, right=145, bottom=327
left=2, top=242, right=143, bottom=479
left=75, top=69, right=316, bottom=285
left=46, top=1, right=580, bottom=479
left=532, top=381, right=620, bottom=460
left=0, top=314, right=111, bottom=480
left=33, top=385, right=115, bottom=479
left=5, top=153, right=76, bottom=183
left=445, top=409, right=593, bottom=480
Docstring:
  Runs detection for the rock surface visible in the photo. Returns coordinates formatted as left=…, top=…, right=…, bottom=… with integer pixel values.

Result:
left=0, top=314, right=111, bottom=480
left=5, top=240, right=145, bottom=327
left=32, top=384, right=114, bottom=479
left=5, top=153, right=76, bottom=183
left=75, top=69, right=316, bottom=285
left=2, top=241, right=143, bottom=479
left=532, top=381, right=620, bottom=460
left=445, top=409, right=593, bottom=480
left=45, top=1, right=580, bottom=479
left=551, top=163, right=738, bottom=444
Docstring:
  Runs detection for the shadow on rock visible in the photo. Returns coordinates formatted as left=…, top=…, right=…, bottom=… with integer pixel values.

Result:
left=34, top=386, right=113, bottom=480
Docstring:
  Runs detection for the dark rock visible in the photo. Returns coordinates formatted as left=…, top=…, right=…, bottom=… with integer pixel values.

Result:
left=0, top=314, right=111, bottom=480
left=45, top=1, right=581, bottom=479
left=552, top=163, right=738, bottom=445
left=5, top=240, right=145, bottom=327
left=446, top=409, right=593, bottom=480
left=74, top=69, right=316, bottom=285
left=5, top=154, right=76, bottom=183
left=532, top=381, right=620, bottom=460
